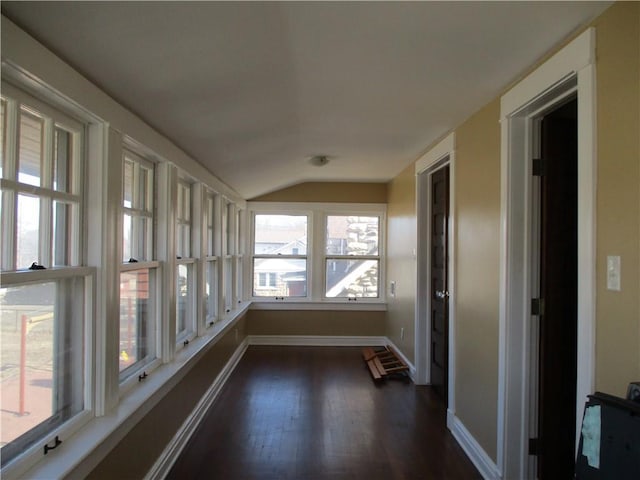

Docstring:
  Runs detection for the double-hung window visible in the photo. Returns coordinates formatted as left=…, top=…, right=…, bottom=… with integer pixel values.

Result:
left=249, top=203, right=385, bottom=303
left=119, top=149, right=158, bottom=381
left=324, top=215, right=381, bottom=299
left=176, top=178, right=195, bottom=343
left=202, top=190, right=218, bottom=327
left=0, top=83, right=91, bottom=467
left=252, top=213, right=308, bottom=298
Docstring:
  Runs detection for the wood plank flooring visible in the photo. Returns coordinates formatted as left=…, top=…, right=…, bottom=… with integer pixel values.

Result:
left=168, top=346, right=481, bottom=480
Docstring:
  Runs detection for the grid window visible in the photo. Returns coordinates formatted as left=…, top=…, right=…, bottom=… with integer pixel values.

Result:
left=325, top=215, right=380, bottom=298
left=203, top=191, right=218, bottom=325
left=1, top=93, right=82, bottom=271
left=252, top=214, right=308, bottom=298
left=0, top=85, right=87, bottom=467
left=176, top=178, right=195, bottom=342
left=120, top=149, right=157, bottom=381
left=122, top=151, right=154, bottom=263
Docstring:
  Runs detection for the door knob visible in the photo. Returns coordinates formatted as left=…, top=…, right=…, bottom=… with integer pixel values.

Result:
left=435, top=290, right=449, bottom=299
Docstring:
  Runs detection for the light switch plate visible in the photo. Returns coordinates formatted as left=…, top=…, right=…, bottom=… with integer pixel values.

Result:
left=606, top=255, right=621, bottom=291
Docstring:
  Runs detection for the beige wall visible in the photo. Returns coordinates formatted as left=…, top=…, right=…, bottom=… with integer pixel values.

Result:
left=453, top=99, right=501, bottom=461
left=247, top=310, right=385, bottom=337
left=250, top=181, right=387, bottom=203
left=593, top=2, right=640, bottom=396
left=384, top=164, right=417, bottom=361
left=84, top=316, right=248, bottom=479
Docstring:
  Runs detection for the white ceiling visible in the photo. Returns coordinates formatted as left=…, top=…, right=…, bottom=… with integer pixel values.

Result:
left=1, top=1, right=610, bottom=198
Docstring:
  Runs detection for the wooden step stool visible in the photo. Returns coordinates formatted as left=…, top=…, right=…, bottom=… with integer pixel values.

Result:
left=362, top=346, right=409, bottom=381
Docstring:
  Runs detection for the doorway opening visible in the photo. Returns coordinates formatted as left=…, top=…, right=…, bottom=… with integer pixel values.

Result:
left=415, top=132, right=455, bottom=419
left=529, top=97, right=578, bottom=478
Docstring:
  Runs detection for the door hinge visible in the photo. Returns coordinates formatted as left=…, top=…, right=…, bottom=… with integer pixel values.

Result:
left=532, top=158, right=546, bottom=177
left=529, top=437, right=540, bottom=456
left=531, top=298, right=545, bottom=316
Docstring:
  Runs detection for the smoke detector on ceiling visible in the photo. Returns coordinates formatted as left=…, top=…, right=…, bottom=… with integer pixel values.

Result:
left=308, top=155, right=329, bottom=167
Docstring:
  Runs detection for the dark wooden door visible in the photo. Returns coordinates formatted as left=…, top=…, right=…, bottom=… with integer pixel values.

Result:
left=535, top=98, right=578, bottom=479
left=430, top=165, right=450, bottom=401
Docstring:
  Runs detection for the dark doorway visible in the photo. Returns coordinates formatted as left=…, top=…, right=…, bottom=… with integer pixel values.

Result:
left=430, top=165, right=450, bottom=402
left=534, top=97, right=578, bottom=478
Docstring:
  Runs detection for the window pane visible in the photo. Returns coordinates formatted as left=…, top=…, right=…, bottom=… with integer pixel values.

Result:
left=224, top=257, right=233, bottom=310
left=204, top=260, right=217, bottom=322
left=176, top=264, right=193, bottom=338
left=123, top=214, right=132, bottom=262
left=16, top=194, right=39, bottom=269
left=139, top=166, right=150, bottom=212
left=254, top=215, right=307, bottom=255
left=123, top=160, right=133, bottom=208
left=1, top=278, right=84, bottom=464
left=119, top=269, right=152, bottom=376
left=253, top=258, right=307, bottom=297
left=52, top=201, right=75, bottom=266
left=18, top=110, right=43, bottom=187
left=53, top=128, right=72, bottom=193
left=325, top=259, right=379, bottom=298
left=0, top=99, right=6, bottom=179
left=326, top=216, right=379, bottom=255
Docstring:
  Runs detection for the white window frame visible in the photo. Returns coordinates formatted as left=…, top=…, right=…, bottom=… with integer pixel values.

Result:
left=118, top=146, right=160, bottom=387
left=175, top=176, right=196, bottom=347
left=200, top=188, right=219, bottom=331
left=322, top=212, right=383, bottom=301
left=1, top=81, right=83, bottom=271
left=249, top=206, right=311, bottom=301
left=247, top=202, right=386, bottom=305
left=0, top=81, right=94, bottom=472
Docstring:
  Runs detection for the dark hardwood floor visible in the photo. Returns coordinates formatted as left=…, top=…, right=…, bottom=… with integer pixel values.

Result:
left=168, top=346, right=480, bottom=480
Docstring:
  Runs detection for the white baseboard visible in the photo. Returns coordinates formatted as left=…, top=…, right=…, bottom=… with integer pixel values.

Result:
left=144, top=339, right=249, bottom=480
left=448, top=410, right=501, bottom=480
left=247, top=335, right=388, bottom=347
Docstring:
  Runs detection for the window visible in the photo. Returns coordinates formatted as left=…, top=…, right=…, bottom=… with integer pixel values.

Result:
left=252, top=213, right=308, bottom=298
left=0, top=84, right=90, bottom=466
left=119, top=149, right=158, bottom=382
left=249, top=203, right=385, bottom=303
left=176, top=179, right=195, bottom=342
left=203, top=191, right=218, bottom=326
left=325, top=215, right=380, bottom=298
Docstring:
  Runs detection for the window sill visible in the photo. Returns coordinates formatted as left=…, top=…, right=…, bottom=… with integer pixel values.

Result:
left=250, top=301, right=387, bottom=311
left=10, top=301, right=251, bottom=480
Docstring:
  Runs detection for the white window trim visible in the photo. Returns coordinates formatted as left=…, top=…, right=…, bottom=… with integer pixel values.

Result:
left=247, top=202, right=386, bottom=305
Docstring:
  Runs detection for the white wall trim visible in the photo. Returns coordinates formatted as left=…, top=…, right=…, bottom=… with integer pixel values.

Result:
left=415, top=132, right=455, bottom=175
left=247, top=335, right=387, bottom=347
left=414, top=132, right=457, bottom=425
left=144, top=339, right=249, bottom=480
left=449, top=411, right=501, bottom=480
left=497, top=27, right=596, bottom=479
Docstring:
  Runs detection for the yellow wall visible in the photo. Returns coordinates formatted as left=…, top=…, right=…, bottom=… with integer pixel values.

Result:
left=250, top=181, right=387, bottom=203
left=247, top=310, right=385, bottom=337
left=453, top=99, right=501, bottom=460
left=593, top=2, right=640, bottom=395
left=383, top=0, right=639, bottom=462
left=385, top=164, right=417, bottom=360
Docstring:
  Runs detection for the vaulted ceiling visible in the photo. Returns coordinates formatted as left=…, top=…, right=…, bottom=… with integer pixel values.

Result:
left=1, top=1, right=611, bottom=198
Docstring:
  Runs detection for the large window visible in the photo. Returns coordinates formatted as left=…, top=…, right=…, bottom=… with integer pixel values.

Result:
left=325, top=215, right=380, bottom=298
left=0, top=84, right=89, bottom=466
left=249, top=204, right=385, bottom=302
left=176, top=179, right=195, bottom=343
left=119, top=149, right=157, bottom=382
left=252, top=213, right=308, bottom=298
